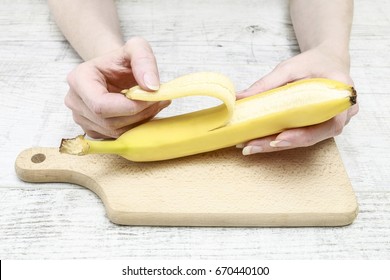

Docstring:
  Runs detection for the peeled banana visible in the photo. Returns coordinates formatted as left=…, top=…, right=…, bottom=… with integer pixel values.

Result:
left=60, top=72, right=356, bottom=161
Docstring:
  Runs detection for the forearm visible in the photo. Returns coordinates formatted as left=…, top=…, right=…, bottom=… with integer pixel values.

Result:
left=289, top=0, right=353, bottom=63
left=48, top=0, right=124, bottom=60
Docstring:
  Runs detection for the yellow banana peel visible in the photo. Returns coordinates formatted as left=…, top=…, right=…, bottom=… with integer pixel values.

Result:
left=60, top=72, right=356, bottom=161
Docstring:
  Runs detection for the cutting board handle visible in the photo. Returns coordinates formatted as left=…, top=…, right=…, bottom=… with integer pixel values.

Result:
left=15, top=147, right=107, bottom=201
left=15, top=147, right=88, bottom=185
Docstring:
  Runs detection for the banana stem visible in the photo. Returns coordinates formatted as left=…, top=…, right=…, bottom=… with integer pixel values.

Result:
left=87, top=139, right=124, bottom=155
left=60, top=135, right=124, bottom=156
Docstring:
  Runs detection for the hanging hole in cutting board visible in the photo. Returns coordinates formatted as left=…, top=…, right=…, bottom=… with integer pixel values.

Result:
left=31, top=153, right=46, bottom=163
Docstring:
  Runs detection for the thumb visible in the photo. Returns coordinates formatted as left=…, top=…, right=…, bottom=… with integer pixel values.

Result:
left=124, top=37, right=160, bottom=91
left=237, top=62, right=299, bottom=99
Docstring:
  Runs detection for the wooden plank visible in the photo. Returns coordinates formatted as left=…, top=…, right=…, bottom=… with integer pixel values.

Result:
left=1, top=0, right=390, bottom=259
left=0, top=188, right=388, bottom=259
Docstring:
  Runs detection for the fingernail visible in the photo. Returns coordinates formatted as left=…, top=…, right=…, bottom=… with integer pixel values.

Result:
left=242, top=146, right=263, bottom=155
left=143, top=72, right=160, bottom=91
left=270, top=140, right=291, bottom=148
left=236, top=143, right=245, bottom=148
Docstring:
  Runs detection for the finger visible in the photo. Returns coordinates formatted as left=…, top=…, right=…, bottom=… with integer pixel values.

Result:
left=73, top=112, right=131, bottom=139
left=236, top=55, right=313, bottom=100
left=239, top=113, right=349, bottom=155
left=237, top=65, right=298, bottom=99
left=236, top=134, right=278, bottom=155
left=66, top=86, right=170, bottom=132
left=99, top=101, right=170, bottom=130
left=64, top=88, right=92, bottom=117
left=82, top=115, right=157, bottom=139
left=88, top=92, right=159, bottom=118
left=270, top=117, right=345, bottom=149
left=66, top=87, right=155, bottom=120
left=124, top=37, right=160, bottom=91
left=83, top=129, right=107, bottom=140
left=69, top=65, right=159, bottom=118
left=71, top=112, right=106, bottom=138
left=72, top=101, right=170, bottom=139
left=345, top=103, right=359, bottom=125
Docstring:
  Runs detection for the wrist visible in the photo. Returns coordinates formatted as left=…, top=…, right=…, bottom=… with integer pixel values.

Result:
left=93, top=39, right=124, bottom=59
left=312, top=42, right=351, bottom=71
left=83, top=33, right=124, bottom=60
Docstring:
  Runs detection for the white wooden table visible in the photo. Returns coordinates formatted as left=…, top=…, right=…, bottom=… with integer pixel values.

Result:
left=1, top=0, right=389, bottom=259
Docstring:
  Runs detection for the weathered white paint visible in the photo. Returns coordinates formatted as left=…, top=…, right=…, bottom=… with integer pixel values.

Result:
left=0, top=0, right=389, bottom=259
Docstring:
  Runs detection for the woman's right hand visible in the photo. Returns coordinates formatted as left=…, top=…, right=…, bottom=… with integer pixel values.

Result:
left=65, top=37, right=170, bottom=139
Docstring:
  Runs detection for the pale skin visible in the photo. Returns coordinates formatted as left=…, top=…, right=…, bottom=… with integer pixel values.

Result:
left=48, top=0, right=169, bottom=138
left=48, top=0, right=358, bottom=154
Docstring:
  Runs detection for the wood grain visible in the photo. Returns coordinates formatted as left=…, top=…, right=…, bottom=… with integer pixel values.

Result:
left=0, top=188, right=388, bottom=259
left=1, top=0, right=390, bottom=259
left=15, top=139, right=358, bottom=227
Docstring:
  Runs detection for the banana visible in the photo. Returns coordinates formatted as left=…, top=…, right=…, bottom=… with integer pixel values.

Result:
left=60, top=72, right=356, bottom=161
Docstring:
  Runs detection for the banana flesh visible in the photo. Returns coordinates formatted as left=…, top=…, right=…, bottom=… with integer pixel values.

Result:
left=60, top=72, right=356, bottom=161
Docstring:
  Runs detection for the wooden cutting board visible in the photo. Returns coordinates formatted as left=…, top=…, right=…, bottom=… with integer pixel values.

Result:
left=15, top=138, right=358, bottom=227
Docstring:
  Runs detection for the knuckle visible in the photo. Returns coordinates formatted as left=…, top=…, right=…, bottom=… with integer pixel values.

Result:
left=107, top=128, right=123, bottom=139
left=132, top=54, right=155, bottom=68
left=91, top=105, right=102, bottom=116
left=126, top=38, right=154, bottom=58
left=66, top=64, right=84, bottom=86
left=99, top=118, right=110, bottom=129
left=350, top=103, right=359, bottom=116
left=328, top=115, right=346, bottom=136
left=67, top=64, right=89, bottom=90
left=126, top=36, right=145, bottom=45
left=295, top=129, right=316, bottom=147
left=85, top=130, right=101, bottom=139
left=333, top=120, right=344, bottom=136
left=274, top=60, right=298, bottom=81
left=100, top=118, right=118, bottom=131
left=127, top=103, right=141, bottom=116
left=252, top=79, right=267, bottom=91
left=99, top=118, right=126, bottom=138
left=275, top=61, right=290, bottom=73
left=71, top=113, right=82, bottom=125
left=66, top=71, right=75, bottom=86
left=301, top=135, right=315, bottom=147
left=64, top=92, right=73, bottom=109
left=91, top=99, right=104, bottom=116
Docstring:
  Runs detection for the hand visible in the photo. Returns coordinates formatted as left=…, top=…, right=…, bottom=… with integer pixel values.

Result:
left=236, top=45, right=359, bottom=155
left=65, top=37, right=170, bottom=139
